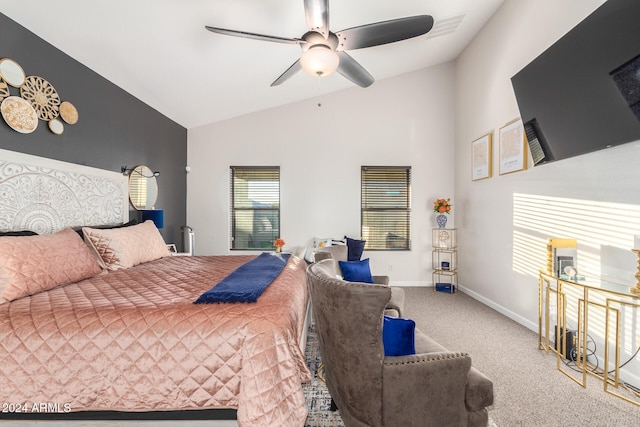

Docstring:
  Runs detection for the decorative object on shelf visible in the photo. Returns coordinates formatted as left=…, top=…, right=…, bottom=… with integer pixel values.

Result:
left=141, top=209, right=164, bottom=229
left=1, top=96, right=38, bottom=133
left=20, top=75, right=61, bottom=121
left=499, top=118, right=528, bottom=175
left=631, top=247, right=640, bottom=296
left=59, top=101, right=78, bottom=124
left=0, top=58, right=26, bottom=87
left=273, top=238, right=285, bottom=253
left=472, top=132, right=492, bottom=181
left=433, top=197, right=451, bottom=228
left=545, top=238, right=577, bottom=277
left=437, top=230, right=453, bottom=248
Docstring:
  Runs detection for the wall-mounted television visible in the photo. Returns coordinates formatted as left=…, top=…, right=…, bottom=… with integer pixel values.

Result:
left=511, top=0, right=640, bottom=166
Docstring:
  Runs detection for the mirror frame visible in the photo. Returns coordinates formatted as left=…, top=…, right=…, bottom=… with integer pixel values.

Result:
left=0, top=58, right=26, bottom=88
left=128, top=165, right=158, bottom=210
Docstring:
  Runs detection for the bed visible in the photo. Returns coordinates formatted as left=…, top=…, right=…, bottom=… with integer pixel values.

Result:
left=0, top=149, right=311, bottom=426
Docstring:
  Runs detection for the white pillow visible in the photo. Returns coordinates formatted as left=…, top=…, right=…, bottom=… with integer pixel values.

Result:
left=304, top=236, right=342, bottom=263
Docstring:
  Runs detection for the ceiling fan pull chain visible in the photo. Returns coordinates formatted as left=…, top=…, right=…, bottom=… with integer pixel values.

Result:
left=316, top=75, right=323, bottom=107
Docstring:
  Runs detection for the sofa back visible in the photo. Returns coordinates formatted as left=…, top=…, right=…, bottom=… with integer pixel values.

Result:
left=307, top=259, right=391, bottom=427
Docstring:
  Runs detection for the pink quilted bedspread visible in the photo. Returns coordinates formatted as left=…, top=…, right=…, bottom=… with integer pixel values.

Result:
left=0, top=255, right=310, bottom=426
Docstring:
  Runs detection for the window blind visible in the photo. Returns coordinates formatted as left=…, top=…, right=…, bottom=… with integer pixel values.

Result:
left=230, top=166, right=280, bottom=250
left=361, top=166, right=411, bottom=250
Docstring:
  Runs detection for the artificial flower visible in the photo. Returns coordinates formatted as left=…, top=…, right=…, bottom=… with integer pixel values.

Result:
left=433, top=198, right=452, bottom=214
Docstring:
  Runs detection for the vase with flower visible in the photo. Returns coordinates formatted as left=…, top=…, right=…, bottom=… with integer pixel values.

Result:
left=433, top=198, right=452, bottom=228
left=273, top=238, right=285, bottom=253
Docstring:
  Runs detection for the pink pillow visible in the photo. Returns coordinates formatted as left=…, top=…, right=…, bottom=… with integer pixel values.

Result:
left=83, top=220, right=170, bottom=270
left=0, top=228, right=102, bottom=302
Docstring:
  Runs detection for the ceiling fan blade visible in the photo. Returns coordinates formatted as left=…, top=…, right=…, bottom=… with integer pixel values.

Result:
left=336, top=51, right=374, bottom=88
left=271, top=59, right=303, bottom=86
left=205, top=26, right=304, bottom=45
left=304, top=0, right=330, bottom=38
left=336, top=15, right=434, bottom=51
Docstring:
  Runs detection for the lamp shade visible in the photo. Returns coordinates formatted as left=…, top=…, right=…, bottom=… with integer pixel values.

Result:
left=141, top=209, right=164, bottom=229
left=300, top=45, right=339, bottom=77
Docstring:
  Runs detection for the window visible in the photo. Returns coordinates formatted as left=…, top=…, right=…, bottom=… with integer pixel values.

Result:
left=361, top=166, right=411, bottom=250
left=230, top=166, right=280, bottom=250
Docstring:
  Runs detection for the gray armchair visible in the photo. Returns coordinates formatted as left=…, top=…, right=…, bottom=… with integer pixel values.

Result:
left=306, top=259, right=493, bottom=427
left=314, top=245, right=405, bottom=317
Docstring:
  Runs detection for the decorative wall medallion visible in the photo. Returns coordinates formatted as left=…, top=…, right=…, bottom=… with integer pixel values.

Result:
left=20, top=75, right=61, bottom=121
left=59, top=100, right=78, bottom=124
left=48, top=118, right=64, bottom=135
left=1, top=96, right=38, bottom=134
left=0, top=78, right=9, bottom=103
left=0, top=58, right=26, bottom=87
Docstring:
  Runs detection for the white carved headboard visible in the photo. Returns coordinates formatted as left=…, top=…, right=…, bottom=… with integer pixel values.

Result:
left=0, top=148, right=128, bottom=234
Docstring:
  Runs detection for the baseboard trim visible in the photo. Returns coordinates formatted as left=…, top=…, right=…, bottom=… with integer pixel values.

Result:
left=459, top=285, right=537, bottom=332
left=388, top=281, right=429, bottom=287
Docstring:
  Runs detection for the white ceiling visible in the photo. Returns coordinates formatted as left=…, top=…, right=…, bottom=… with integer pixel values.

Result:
left=0, top=0, right=503, bottom=129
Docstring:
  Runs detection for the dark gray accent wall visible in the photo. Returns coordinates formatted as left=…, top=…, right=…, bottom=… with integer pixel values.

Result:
left=0, top=13, right=187, bottom=246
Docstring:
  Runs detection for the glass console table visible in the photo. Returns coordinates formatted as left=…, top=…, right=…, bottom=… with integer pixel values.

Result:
left=538, top=271, right=640, bottom=406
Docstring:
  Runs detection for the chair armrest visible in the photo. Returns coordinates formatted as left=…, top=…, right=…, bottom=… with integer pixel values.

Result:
left=386, top=287, right=405, bottom=317
left=372, top=275, right=389, bottom=285
left=382, top=352, right=472, bottom=426
left=466, top=366, right=494, bottom=411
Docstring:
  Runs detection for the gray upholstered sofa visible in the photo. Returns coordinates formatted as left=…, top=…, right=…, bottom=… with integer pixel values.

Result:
left=307, top=258, right=494, bottom=427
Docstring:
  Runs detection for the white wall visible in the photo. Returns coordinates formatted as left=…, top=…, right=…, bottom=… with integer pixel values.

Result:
left=455, top=0, right=640, bottom=380
left=187, top=63, right=456, bottom=285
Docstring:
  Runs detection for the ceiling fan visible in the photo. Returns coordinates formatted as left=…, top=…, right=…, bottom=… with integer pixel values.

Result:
left=205, top=0, right=434, bottom=88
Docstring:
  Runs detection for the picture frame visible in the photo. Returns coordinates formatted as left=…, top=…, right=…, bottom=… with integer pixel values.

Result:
left=471, top=132, right=492, bottom=181
left=499, top=118, right=528, bottom=175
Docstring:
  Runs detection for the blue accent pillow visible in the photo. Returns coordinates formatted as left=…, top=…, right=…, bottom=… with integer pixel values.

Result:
left=345, top=236, right=366, bottom=261
left=338, top=258, right=374, bottom=283
left=383, top=315, right=416, bottom=357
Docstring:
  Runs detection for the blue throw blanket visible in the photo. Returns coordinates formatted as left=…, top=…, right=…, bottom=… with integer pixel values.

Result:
left=194, top=252, right=291, bottom=304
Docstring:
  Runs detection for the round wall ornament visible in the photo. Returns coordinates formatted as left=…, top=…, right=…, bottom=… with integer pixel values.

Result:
left=0, top=58, right=26, bottom=88
left=1, top=96, right=38, bottom=134
left=20, top=75, right=61, bottom=121
left=59, top=101, right=78, bottom=124
left=48, top=118, right=65, bottom=135
left=0, top=77, right=9, bottom=103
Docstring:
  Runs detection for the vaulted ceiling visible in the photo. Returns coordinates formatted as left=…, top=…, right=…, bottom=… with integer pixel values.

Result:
left=0, top=0, right=503, bottom=128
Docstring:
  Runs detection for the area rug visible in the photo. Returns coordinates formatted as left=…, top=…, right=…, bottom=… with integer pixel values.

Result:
left=303, top=322, right=345, bottom=427
left=302, top=322, right=496, bottom=427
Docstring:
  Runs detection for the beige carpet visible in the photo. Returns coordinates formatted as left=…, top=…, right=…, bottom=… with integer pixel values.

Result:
left=403, top=288, right=640, bottom=426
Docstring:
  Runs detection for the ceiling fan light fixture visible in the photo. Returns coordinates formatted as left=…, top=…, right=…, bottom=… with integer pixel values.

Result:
left=300, top=45, right=339, bottom=77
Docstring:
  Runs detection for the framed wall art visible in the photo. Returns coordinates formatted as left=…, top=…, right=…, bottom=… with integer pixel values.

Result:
left=499, top=118, right=527, bottom=175
left=472, top=132, right=492, bottom=181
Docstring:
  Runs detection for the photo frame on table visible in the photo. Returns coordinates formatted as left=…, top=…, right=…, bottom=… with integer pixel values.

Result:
left=471, top=132, right=492, bottom=181
left=499, top=118, right=528, bottom=175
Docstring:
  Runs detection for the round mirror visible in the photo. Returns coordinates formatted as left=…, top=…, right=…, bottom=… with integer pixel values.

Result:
left=0, top=58, right=26, bottom=88
left=128, top=165, right=158, bottom=210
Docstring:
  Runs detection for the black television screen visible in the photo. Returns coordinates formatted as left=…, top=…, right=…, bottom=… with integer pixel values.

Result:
left=511, top=0, right=640, bottom=166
